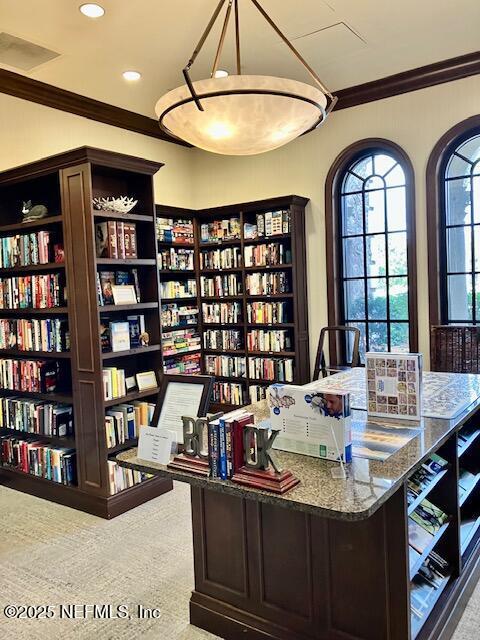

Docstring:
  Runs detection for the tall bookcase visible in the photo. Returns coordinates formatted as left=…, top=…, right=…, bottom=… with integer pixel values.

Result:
left=156, top=196, right=310, bottom=412
left=0, top=147, right=172, bottom=518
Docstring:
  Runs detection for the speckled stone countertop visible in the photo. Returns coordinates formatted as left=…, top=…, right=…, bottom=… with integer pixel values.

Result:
left=117, top=389, right=480, bottom=522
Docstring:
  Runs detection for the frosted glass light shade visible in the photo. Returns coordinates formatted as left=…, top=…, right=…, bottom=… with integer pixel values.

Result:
left=155, top=75, right=327, bottom=155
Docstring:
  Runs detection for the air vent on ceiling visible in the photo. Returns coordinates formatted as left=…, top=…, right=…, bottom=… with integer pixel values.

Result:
left=0, top=32, right=59, bottom=71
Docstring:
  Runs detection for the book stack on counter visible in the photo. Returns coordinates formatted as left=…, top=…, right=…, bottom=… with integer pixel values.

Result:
left=200, top=246, right=242, bottom=270
left=156, top=217, right=194, bottom=244
left=247, top=301, right=288, bottom=324
left=158, top=247, right=195, bottom=271
left=0, top=274, right=63, bottom=309
left=102, top=367, right=127, bottom=400
left=97, top=269, right=141, bottom=306
left=213, top=381, right=245, bottom=406
left=249, top=385, right=268, bottom=403
left=407, top=454, right=449, bottom=508
left=207, top=410, right=253, bottom=479
left=162, top=328, right=201, bottom=356
left=247, top=329, right=291, bottom=353
left=0, top=230, right=53, bottom=267
left=107, top=460, right=153, bottom=495
left=0, top=397, right=73, bottom=437
left=163, top=352, right=201, bottom=375
left=161, top=303, right=198, bottom=328
left=243, top=210, right=291, bottom=240
left=160, top=279, right=197, bottom=299
left=200, top=274, right=242, bottom=298
left=0, top=318, right=69, bottom=352
left=105, top=401, right=154, bottom=448
left=200, top=218, right=240, bottom=243
left=0, top=359, right=59, bottom=393
left=202, top=301, right=242, bottom=324
left=245, top=272, right=289, bottom=296
left=95, top=221, right=137, bottom=259
left=205, top=355, right=247, bottom=379
left=244, top=242, right=291, bottom=267
left=204, top=329, right=243, bottom=351
left=0, top=436, right=76, bottom=485
left=100, top=315, right=145, bottom=354
left=248, top=357, right=293, bottom=382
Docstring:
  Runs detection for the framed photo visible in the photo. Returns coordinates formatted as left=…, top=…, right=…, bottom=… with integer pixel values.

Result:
left=136, top=370, right=158, bottom=391
left=111, top=284, right=137, bottom=305
left=151, top=374, right=214, bottom=443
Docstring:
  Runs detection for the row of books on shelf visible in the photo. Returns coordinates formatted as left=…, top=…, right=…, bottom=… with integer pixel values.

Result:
left=158, top=248, right=194, bottom=271
left=156, top=217, right=194, bottom=245
left=200, top=247, right=241, bottom=270
left=203, top=329, right=242, bottom=351
left=163, top=352, right=201, bottom=375
left=248, top=357, right=294, bottom=382
left=202, top=302, right=242, bottom=324
left=200, top=218, right=240, bottom=243
left=0, top=274, right=64, bottom=309
left=247, top=301, right=289, bottom=324
left=0, top=397, right=73, bottom=437
left=0, top=359, right=59, bottom=393
left=103, top=367, right=158, bottom=401
left=95, top=221, right=137, bottom=259
left=100, top=315, right=146, bottom=353
left=249, top=385, right=267, bottom=403
left=0, top=435, right=76, bottom=485
left=244, top=210, right=291, bottom=239
left=200, top=274, right=242, bottom=298
left=205, top=355, right=246, bottom=379
left=161, top=303, right=198, bottom=328
left=244, top=242, right=291, bottom=267
left=247, top=329, right=291, bottom=353
left=107, top=459, right=153, bottom=495
left=0, top=231, right=60, bottom=268
left=162, top=329, right=201, bottom=357
left=160, top=279, right=196, bottom=299
left=105, top=401, right=154, bottom=448
left=96, top=269, right=141, bottom=306
left=212, top=381, right=245, bottom=406
left=0, top=318, right=69, bottom=353
left=245, top=272, right=289, bottom=296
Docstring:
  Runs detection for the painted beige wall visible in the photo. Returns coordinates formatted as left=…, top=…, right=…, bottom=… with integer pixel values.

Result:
left=190, top=74, right=480, bottom=370
left=0, top=92, right=194, bottom=209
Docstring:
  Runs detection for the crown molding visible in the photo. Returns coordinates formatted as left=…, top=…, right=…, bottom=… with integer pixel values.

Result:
left=0, top=51, right=479, bottom=147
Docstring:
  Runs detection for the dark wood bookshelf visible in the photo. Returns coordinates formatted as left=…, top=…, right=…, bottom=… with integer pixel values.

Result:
left=107, top=438, right=138, bottom=455
left=157, top=240, right=195, bottom=248
left=0, top=147, right=172, bottom=518
left=157, top=197, right=309, bottom=409
left=0, top=428, right=76, bottom=448
left=0, top=262, right=65, bottom=274
left=160, top=296, right=197, bottom=304
left=459, top=473, right=480, bottom=507
left=458, top=429, right=480, bottom=457
left=0, top=349, right=71, bottom=359
left=103, top=387, right=159, bottom=407
left=159, top=269, right=195, bottom=276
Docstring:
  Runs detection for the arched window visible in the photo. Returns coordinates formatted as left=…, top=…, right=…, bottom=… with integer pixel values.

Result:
left=326, top=140, right=417, bottom=363
left=427, top=116, right=480, bottom=328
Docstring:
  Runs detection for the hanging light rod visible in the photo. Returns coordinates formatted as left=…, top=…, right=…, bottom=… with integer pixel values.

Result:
left=156, top=0, right=338, bottom=155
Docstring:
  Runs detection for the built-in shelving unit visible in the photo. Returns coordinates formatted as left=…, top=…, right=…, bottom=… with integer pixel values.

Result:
left=0, top=147, right=172, bottom=518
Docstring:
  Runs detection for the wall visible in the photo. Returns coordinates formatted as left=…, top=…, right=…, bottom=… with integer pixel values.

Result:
left=191, top=74, right=480, bottom=369
left=0, top=92, right=194, bottom=209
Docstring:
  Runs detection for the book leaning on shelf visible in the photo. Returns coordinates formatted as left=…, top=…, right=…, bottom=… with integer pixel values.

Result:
left=0, top=359, right=59, bottom=393
left=0, top=318, right=69, bottom=352
left=105, top=401, right=155, bottom=448
left=0, top=436, right=76, bottom=485
left=0, top=397, right=73, bottom=437
left=0, top=274, right=64, bottom=309
left=0, top=230, right=53, bottom=268
left=107, top=460, right=153, bottom=495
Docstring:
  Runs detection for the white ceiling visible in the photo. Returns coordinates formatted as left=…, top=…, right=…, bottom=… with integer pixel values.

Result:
left=0, top=0, right=479, bottom=118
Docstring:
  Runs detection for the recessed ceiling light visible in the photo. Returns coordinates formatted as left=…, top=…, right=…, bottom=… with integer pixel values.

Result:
left=79, top=3, right=105, bottom=18
left=122, top=70, right=142, bottom=81
left=214, top=69, right=229, bottom=78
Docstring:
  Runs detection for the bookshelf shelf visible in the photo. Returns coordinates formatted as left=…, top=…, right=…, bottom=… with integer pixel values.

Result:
left=103, top=387, right=159, bottom=408
left=107, top=438, right=138, bottom=455
left=199, top=239, right=242, bottom=248
left=409, top=521, right=450, bottom=580
left=247, top=322, right=295, bottom=328
left=244, top=233, right=292, bottom=244
left=0, top=428, right=75, bottom=448
left=459, top=473, right=480, bottom=507
left=163, top=347, right=202, bottom=357
left=157, top=241, right=195, bottom=248
left=159, top=269, right=195, bottom=276
left=246, top=293, right=294, bottom=299
left=201, top=267, right=243, bottom=274
left=0, top=464, right=78, bottom=489
left=202, top=295, right=243, bottom=301
left=461, top=516, right=480, bottom=555
left=0, top=349, right=71, bottom=359
left=101, top=344, right=161, bottom=360
left=247, top=350, right=296, bottom=357
left=160, top=296, right=197, bottom=304
left=244, top=264, right=293, bottom=271
left=407, top=467, right=449, bottom=515
left=458, top=429, right=480, bottom=457
left=0, top=262, right=65, bottom=274
left=204, top=348, right=246, bottom=355
left=411, top=574, right=451, bottom=640
left=0, top=147, right=172, bottom=518
left=0, top=215, right=63, bottom=234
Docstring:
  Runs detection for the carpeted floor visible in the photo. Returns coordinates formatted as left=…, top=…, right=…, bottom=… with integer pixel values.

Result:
left=0, top=482, right=478, bottom=640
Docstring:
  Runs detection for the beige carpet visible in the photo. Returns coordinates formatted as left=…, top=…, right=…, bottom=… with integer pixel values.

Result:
left=0, top=482, right=477, bottom=640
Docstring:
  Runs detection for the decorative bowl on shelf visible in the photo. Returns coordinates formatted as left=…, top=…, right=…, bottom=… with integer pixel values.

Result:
left=92, top=196, right=138, bottom=214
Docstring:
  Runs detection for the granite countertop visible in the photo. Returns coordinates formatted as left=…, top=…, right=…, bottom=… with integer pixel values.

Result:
left=117, top=380, right=480, bottom=522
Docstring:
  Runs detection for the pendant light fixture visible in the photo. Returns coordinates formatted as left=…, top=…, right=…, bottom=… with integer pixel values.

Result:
left=155, top=0, right=337, bottom=155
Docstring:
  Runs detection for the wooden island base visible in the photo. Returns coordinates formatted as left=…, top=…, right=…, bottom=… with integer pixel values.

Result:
left=188, top=484, right=480, bottom=640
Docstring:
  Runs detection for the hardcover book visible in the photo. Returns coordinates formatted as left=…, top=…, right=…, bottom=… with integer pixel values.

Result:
left=99, top=271, right=115, bottom=305
left=109, top=321, right=130, bottom=352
